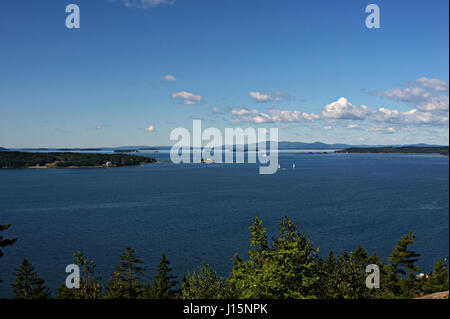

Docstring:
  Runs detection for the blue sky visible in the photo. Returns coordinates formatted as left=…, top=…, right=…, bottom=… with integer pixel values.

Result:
left=0, top=0, right=448, bottom=147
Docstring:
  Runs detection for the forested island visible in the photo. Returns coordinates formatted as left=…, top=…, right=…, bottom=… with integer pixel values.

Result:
left=336, top=146, right=449, bottom=156
left=0, top=151, right=156, bottom=169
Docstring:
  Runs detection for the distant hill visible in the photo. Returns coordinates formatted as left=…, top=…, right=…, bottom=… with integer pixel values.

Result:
left=7, top=142, right=447, bottom=152
left=0, top=147, right=7, bottom=152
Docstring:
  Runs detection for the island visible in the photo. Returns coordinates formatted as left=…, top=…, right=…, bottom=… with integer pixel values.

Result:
left=336, top=146, right=449, bottom=156
left=0, top=151, right=157, bottom=169
left=296, top=152, right=329, bottom=155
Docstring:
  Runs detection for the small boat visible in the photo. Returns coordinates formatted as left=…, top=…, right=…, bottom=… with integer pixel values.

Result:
left=292, top=164, right=296, bottom=169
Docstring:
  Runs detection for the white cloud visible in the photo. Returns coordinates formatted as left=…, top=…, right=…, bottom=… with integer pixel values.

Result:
left=375, top=78, right=449, bottom=112
left=322, top=97, right=370, bottom=120
left=371, top=107, right=449, bottom=125
left=120, top=0, right=173, bottom=9
left=145, top=125, right=155, bottom=132
left=171, top=91, right=203, bottom=105
left=346, top=124, right=361, bottom=129
left=371, top=126, right=397, bottom=135
left=229, top=107, right=319, bottom=124
left=416, top=77, right=449, bottom=93
left=162, top=74, right=176, bottom=81
left=323, top=126, right=333, bottom=131
left=268, top=109, right=320, bottom=122
left=248, top=91, right=285, bottom=103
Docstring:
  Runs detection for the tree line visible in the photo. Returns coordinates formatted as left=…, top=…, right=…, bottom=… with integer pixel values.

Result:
left=0, top=217, right=448, bottom=299
left=0, top=152, right=156, bottom=169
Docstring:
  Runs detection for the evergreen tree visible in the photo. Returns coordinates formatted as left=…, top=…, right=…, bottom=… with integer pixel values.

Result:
left=11, top=259, right=50, bottom=299
left=388, top=230, right=421, bottom=276
left=0, top=224, right=17, bottom=259
left=248, top=217, right=268, bottom=266
left=105, top=247, right=145, bottom=299
left=144, top=253, right=177, bottom=299
left=181, top=263, right=226, bottom=299
left=421, top=258, right=450, bottom=294
left=227, top=216, right=320, bottom=298
left=104, top=271, right=126, bottom=299
left=54, top=251, right=101, bottom=299
left=0, top=223, right=17, bottom=285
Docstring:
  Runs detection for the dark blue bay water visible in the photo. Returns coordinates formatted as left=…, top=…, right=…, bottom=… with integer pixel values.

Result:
left=0, top=152, right=448, bottom=297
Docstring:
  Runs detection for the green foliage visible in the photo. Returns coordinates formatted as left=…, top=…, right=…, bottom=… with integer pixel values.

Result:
left=0, top=151, right=156, bottom=168
left=0, top=224, right=17, bottom=259
left=3, top=217, right=448, bottom=300
left=181, top=263, right=227, bottom=299
left=388, top=230, right=420, bottom=276
left=418, top=259, right=450, bottom=295
left=54, top=251, right=102, bottom=299
left=318, top=250, right=369, bottom=299
left=11, top=259, right=50, bottom=299
left=0, top=223, right=17, bottom=285
left=104, top=247, right=145, bottom=299
left=227, top=216, right=321, bottom=298
left=143, top=253, right=178, bottom=299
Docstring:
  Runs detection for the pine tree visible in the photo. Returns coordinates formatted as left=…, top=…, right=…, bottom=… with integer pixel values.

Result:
left=105, top=247, right=145, bottom=299
left=0, top=223, right=17, bottom=285
left=388, top=230, right=421, bottom=275
left=104, top=271, right=126, bottom=299
left=11, top=259, right=50, bottom=299
left=181, top=263, right=226, bottom=299
left=54, top=251, right=101, bottom=299
left=148, top=253, right=177, bottom=299
left=0, top=224, right=17, bottom=259
left=422, top=258, right=450, bottom=294
left=248, top=217, right=268, bottom=266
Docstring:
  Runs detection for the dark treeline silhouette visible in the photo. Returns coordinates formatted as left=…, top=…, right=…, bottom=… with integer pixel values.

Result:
left=0, top=218, right=448, bottom=299
left=0, top=151, right=156, bottom=168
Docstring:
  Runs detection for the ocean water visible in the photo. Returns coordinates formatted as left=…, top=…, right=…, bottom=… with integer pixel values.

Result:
left=0, top=151, right=448, bottom=297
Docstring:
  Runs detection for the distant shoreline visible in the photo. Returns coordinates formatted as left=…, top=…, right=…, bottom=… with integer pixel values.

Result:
left=0, top=151, right=157, bottom=169
left=336, top=146, right=449, bottom=156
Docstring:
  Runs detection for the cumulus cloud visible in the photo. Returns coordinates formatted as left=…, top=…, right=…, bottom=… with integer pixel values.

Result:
left=120, top=0, right=173, bottom=9
left=416, top=77, right=449, bottom=93
left=145, top=125, right=155, bottom=132
left=162, top=74, right=176, bottom=81
left=371, top=107, right=449, bottom=125
left=374, top=78, right=449, bottom=112
left=248, top=91, right=286, bottom=103
left=371, top=126, right=397, bottom=134
left=229, top=107, right=319, bottom=124
left=171, top=91, right=203, bottom=105
left=322, top=97, right=371, bottom=120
